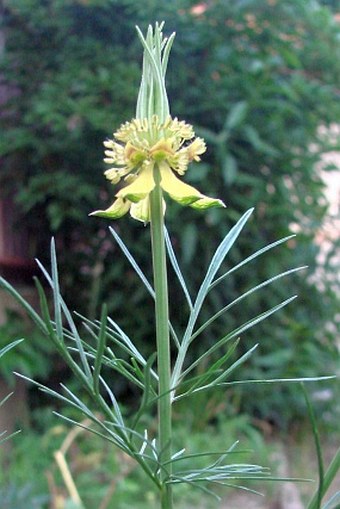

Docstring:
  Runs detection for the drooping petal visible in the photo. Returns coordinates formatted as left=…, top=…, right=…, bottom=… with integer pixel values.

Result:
left=117, top=162, right=155, bottom=203
left=130, top=196, right=150, bottom=223
left=130, top=196, right=167, bottom=223
left=159, top=163, right=203, bottom=205
left=89, top=197, right=130, bottom=219
left=190, top=196, right=226, bottom=210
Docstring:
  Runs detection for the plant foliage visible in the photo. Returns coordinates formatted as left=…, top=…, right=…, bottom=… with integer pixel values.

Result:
left=0, top=0, right=339, bottom=423
left=1, top=214, right=331, bottom=501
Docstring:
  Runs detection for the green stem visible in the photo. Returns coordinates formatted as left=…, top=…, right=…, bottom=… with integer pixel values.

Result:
left=150, top=173, right=173, bottom=509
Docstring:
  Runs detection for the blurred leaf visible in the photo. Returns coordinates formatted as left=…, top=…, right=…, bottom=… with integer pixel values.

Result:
left=222, top=153, right=238, bottom=185
left=224, top=101, right=248, bottom=131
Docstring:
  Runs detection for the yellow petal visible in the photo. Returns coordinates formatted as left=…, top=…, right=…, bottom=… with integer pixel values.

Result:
left=130, top=196, right=166, bottom=222
left=159, top=163, right=203, bottom=205
left=130, top=196, right=151, bottom=223
left=117, top=163, right=155, bottom=203
left=89, top=197, right=130, bottom=219
left=190, top=196, right=226, bottom=210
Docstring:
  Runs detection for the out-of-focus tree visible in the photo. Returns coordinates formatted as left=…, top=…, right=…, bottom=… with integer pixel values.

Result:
left=0, top=0, right=339, bottom=426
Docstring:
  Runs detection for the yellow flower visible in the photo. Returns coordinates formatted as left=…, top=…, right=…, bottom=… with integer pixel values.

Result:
left=91, top=115, right=225, bottom=222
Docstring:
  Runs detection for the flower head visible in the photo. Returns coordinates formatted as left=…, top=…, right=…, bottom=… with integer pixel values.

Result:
left=91, top=115, right=224, bottom=222
left=91, top=23, right=225, bottom=222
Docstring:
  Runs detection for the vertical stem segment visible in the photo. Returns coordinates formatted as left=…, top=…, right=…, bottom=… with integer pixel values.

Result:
left=150, top=175, right=173, bottom=509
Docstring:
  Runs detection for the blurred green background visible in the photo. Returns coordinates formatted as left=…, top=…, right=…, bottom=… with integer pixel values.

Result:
left=0, top=0, right=339, bottom=507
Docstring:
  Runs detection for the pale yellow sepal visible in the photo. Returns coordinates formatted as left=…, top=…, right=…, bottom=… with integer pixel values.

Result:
left=130, top=197, right=150, bottom=223
left=190, top=196, right=226, bottom=210
left=117, top=162, right=155, bottom=203
left=89, top=197, right=130, bottom=219
left=159, top=163, right=203, bottom=205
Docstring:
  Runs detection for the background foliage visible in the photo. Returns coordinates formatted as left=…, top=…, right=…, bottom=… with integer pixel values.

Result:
left=0, top=0, right=339, bottom=426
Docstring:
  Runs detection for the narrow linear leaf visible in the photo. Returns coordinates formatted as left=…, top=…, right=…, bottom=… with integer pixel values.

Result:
left=130, top=356, right=147, bottom=384
left=15, top=373, right=89, bottom=413
left=217, top=376, right=336, bottom=387
left=321, top=451, right=340, bottom=506
left=177, top=296, right=297, bottom=387
left=53, top=412, right=131, bottom=455
left=194, top=208, right=254, bottom=318
left=110, top=227, right=180, bottom=347
left=93, top=305, right=107, bottom=395
left=136, top=24, right=169, bottom=119
left=322, top=491, right=340, bottom=509
left=50, top=238, right=63, bottom=341
left=168, top=476, right=222, bottom=499
left=80, top=335, right=144, bottom=389
left=306, top=380, right=340, bottom=509
left=172, top=208, right=254, bottom=388
left=74, top=318, right=151, bottom=389
left=107, top=316, right=148, bottom=366
left=36, top=257, right=93, bottom=381
left=192, top=266, right=306, bottom=341
left=210, top=234, right=296, bottom=291
left=0, top=429, right=21, bottom=445
left=60, top=383, right=97, bottom=418
left=0, top=339, right=24, bottom=359
left=34, top=277, right=64, bottom=349
left=98, top=375, right=127, bottom=433
left=161, top=32, right=176, bottom=75
left=57, top=383, right=128, bottom=446
left=303, top=383, right=324, bottom=509
left=181, top=333, right=237, bottom=379
left=0, top=392, right=14, bottom=407
left=105, top=422, right=157, bottom=455
left=131, top=352, right=157, bottom=431
left=213, top=295, right=297, bottom=346
left=165, top=449, right=249, bottom=466
left=185, top=340, right=240, bottom=393
left=164, top=227, right=193, bottom=311
left=178, top=344, right=259, bottom=399
left=32, top=284, right=94, bottom=387
left=107, top=350, right=146, bottom=388
left=80, top=312, right=157, bottom=379
left=77, top=313, right=146, bottom=366
left=110, top=226, right=154, bottom=298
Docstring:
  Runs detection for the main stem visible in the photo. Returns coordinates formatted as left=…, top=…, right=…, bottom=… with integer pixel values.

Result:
left=150, top=176, right=173, bottom=509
